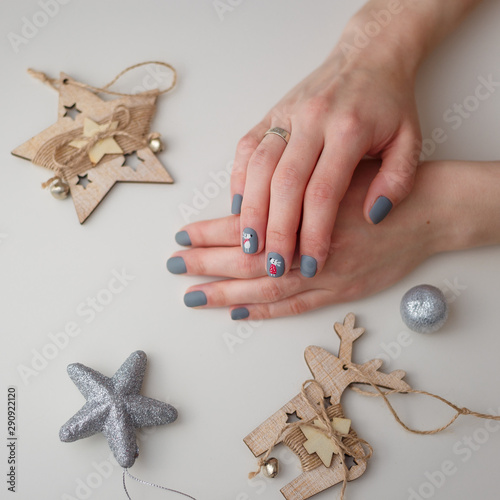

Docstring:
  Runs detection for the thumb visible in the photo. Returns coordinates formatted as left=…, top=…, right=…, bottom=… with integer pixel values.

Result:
left=363, top=131, right=421, bottom=224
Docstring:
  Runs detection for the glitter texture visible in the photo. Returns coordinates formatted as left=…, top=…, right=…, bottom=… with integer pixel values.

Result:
left=400, top=284, right=448, bottom=334
left=59, top=351, right=177, bottom=468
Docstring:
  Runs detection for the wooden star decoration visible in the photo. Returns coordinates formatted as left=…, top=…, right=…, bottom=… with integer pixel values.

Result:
left=69, top=117, right=123, bottom=164
left=301, top=417, right=351, bottom=467
left=12, top=73, right=173, bottom=223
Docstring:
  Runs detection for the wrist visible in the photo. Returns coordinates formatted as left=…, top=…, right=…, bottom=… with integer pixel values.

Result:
left=328, top=2, right=426, bottom=81
left=413, top=161, right=500, bottom=254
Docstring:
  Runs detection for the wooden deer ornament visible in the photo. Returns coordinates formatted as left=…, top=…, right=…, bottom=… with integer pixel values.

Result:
left=244, top=313, right=411, bottom=500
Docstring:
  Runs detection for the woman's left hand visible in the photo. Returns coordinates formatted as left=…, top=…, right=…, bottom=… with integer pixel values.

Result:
left=168, top=160, right=450, bottom=319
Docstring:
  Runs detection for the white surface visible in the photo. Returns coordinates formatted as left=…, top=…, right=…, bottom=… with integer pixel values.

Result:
left=1, top=1, right=500, bottom=499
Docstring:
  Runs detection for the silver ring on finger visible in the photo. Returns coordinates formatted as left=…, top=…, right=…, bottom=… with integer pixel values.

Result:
left=264, top=127, right=290, bottom=145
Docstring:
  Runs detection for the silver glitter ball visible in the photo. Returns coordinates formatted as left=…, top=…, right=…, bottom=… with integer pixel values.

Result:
left=400, top=284, right=448, bottom=333
left=49, top=177, right=70, bottom=200
left=262, top=457, right=279, bottom=478
left=148, top=136, right=164, bottom=153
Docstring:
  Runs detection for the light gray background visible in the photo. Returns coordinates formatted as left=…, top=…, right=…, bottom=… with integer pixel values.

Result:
left=1, top=1, right=500, bottom=499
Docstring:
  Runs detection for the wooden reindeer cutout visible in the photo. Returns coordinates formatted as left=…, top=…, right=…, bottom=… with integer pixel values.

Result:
left=244, top=313, right=411, bottom=500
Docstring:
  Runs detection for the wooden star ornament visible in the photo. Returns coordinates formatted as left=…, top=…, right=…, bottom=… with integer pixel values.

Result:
left=12, top=71, right=174, bottom=223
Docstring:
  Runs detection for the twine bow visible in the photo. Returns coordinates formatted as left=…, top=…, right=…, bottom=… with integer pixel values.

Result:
left=29, top=62, right=176, bottom=188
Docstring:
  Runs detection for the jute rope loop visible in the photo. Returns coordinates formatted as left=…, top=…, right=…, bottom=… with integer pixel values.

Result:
left=27, top=61, right=177, bottom=96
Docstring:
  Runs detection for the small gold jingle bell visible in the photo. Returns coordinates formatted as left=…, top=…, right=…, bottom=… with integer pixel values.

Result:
left=262, top=457, right=279, bottom=478
left=49, top=177, right=70, bottom=200
left=148, top=134, right=164, bottom=154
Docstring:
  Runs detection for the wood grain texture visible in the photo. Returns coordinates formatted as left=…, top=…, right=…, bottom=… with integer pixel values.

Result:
left=12, top=73, right=173, bottom=223
left=243, top=313, right=412, bottom=500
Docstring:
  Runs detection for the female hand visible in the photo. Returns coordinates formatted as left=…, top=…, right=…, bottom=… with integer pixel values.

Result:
left=231, top=21, right=421, bottom=282
left=168, top=160, right=499, bottom=319
left=231, top=0, right=484, bottom=281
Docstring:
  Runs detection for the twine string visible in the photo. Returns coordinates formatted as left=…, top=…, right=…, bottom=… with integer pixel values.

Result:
left=28, top=61, right=177, bottom=96
left=347, top=363, right=500, bottom=434
left=122, top=468, right=197, bottom=500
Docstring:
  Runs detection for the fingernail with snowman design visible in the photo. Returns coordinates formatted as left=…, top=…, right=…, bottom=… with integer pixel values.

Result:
left=242, top=227, right=258, bottom=254
left=267, top=252, right=285, bottom=278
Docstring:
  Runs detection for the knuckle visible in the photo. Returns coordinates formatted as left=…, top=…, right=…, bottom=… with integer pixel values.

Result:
left=283, top=272, right=303, bottom=291
left=261, top=281, right=283, bottom=302
left=238, top=256, right=258, bottom=276
left=254, top=303, right=272, bottom=320
left=387, top=162, right=415, bottom=199
left=250, top=144, right=276, bottom=170
left=303, top=233, right=331, bottom=260
left=267, top=228, right=291, bottom=244
left=306, top=180, right=337, bottom=205
left=272, top=165, right=303, bottom=194
left=237, top=134, right=260, bottom=156
left=304, top=95, right=331, bottom=118
left=228, top=216, right=241, bottom=239
left=209, top=284, right=227, bottom=305
left=288, top=296, right=309, bottom=316
left=241, top=205, right=261, bottom=219
left=191, top=256, right=206, bottom=276
left=336, top=111, right=363, bottom=137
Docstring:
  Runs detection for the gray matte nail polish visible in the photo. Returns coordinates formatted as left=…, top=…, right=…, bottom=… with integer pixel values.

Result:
left=231, top=194, right=243, bottom=215
left=231, top=307, right=249, bottom=320
left=267, top=252, right=285, bottom=278
left=183, top=291, right=207, bottom=307
left=242, top=227, right=258, bottom=254
left=300, top=255, right=317, bottom=278
left=166, top=256, right=187, bottom=274
left=369, top=196, right=393, bottom=224
left=175, top=231, right=192, bottom=246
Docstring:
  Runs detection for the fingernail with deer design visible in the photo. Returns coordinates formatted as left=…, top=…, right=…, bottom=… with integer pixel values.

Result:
left=242, top=227, right=258, bottom=254
left=267, top=252, right=284, bottom=278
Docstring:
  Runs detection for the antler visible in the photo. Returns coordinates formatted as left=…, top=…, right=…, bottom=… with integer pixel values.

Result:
left=355, top=360, right=410, bottom=392
left=335, top=313, right=365, bottom=362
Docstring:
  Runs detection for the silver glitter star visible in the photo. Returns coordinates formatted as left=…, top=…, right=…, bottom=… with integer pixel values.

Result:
left=59, top=351, right=178, bottom=468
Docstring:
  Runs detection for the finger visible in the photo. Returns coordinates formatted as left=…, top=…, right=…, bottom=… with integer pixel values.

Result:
left=231, top=289, right=336, bottom=320
left=167, top=247, right=266, bottom=278
left=230, top=123, right=268, bottom=215
left=239, top=130, right=289, bottom=255
left=265, top=128, right=323, bottom=278
left=299, top=134, right=369, bottom=278
left=175, top=216, right=240, bottom=248
left=182, top=270, right=308, bottom=308
left=364, top=129, right=420, bottom=224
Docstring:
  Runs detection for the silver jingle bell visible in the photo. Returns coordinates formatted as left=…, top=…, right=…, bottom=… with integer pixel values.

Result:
left=49, top=177, right=70, bottom=200
left=148, top=135, right=164, bottom=154
left=262, top=457, right=279, bottom=478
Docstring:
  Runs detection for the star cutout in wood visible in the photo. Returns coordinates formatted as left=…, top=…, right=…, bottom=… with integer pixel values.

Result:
left=59, top=350, right=178, bottom=468
left=12, top=73, right=173, bottom=223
